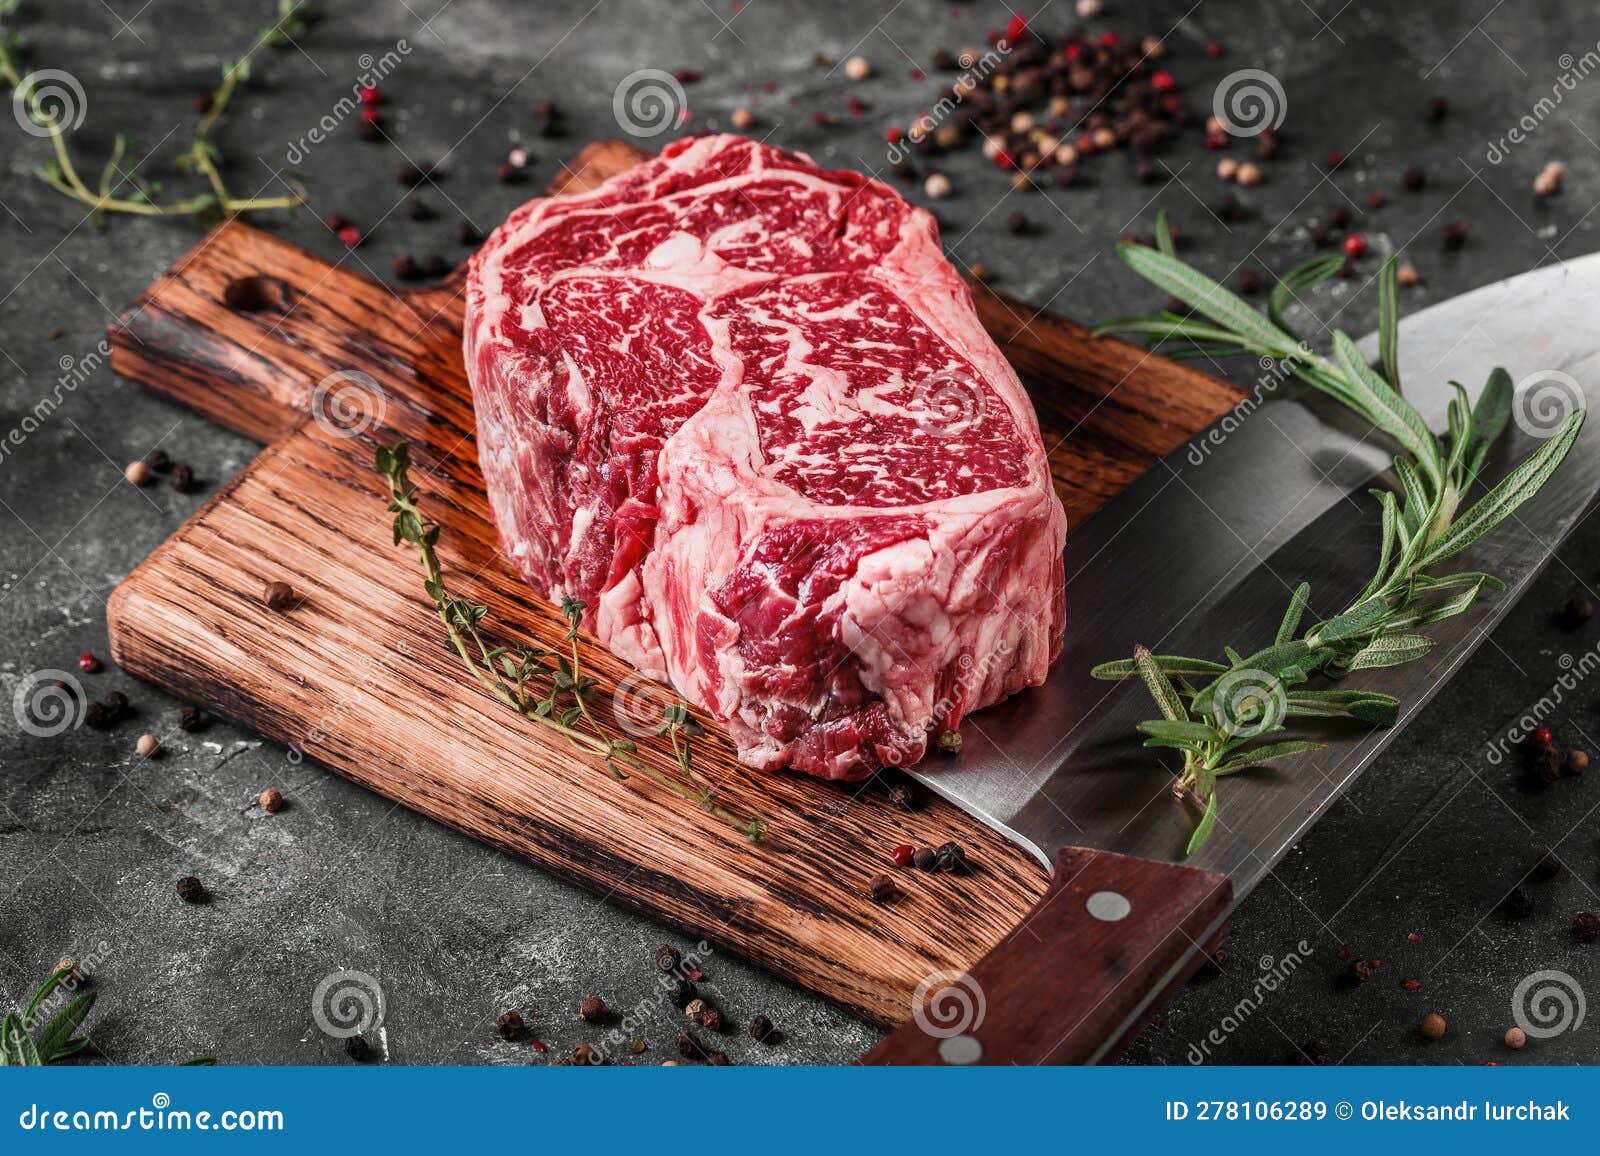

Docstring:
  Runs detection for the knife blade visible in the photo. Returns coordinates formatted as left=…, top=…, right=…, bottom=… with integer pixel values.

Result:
left=862, top=254, right=1600, bottom=1067
left=912, top=252, right=1600, bottom=890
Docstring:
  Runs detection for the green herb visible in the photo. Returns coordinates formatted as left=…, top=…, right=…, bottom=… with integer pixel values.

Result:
left=0, top=0, right=308, bottom=226
left=1, top=965, right=93, bottom=1065
left=1092, top=217, right=1586, bottom=856
left=376, top=441, right=768, bottom=843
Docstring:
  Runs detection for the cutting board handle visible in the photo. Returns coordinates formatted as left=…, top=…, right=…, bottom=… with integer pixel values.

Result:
left=859, top=847, right=1231, bottom=1065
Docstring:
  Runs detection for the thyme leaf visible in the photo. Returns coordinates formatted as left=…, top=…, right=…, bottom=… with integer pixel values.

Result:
left=375, top=441, right=768, bottom=843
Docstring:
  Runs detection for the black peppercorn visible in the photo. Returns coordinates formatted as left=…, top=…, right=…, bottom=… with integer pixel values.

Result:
left=406, top=200, right=436, bottom=221
left=749, top=1014, right=775, bottom=1042
left=1505, top=886, right=1536, bottom=918
left=345, top=1035, right=369, bottom=1060
left=668, top=977, right=697, bottom=1007
left=912, top=846, right=937, bottom=871
left=262, top=581, right=296, bottom=611
left=178, top=705, right=207, bottom=732
left=392, top=254, right=422, bottom=280
left=396, top=162, right=426, bottom=187
left=497, top=1010, right=524, bottom=1040
left=934, top=841, right=968, bottom=872
left=143, top=448, right=171, bottom=472
left=655, top=944, right=681, bottom=973
left=1237, top=268, right=1262, bottom=296
left=1426, top=97, right=1449, bottom=123
left=1574, top=911, right=1600, bottom=942
left=356, top=117, right=382, bottom=142
left=675, top=1030, right=706, bottom=1059
left=1402, top=166, right=1426, bottom=192
left=707, top=1051, right=730, bottom=1066
left=1566, top=597, right=1594, bottom=626
left=170, top=462, right=196, bottom=493
left=1329, top=205, right=1352, bottom=229
left=1534, top=745, right=1564, bottom=785
left=869, top=873, right=896, bottom=903
left=454, top=221, right=484, bottom=246
left=1442, top=220, right=1467, bottom=251
left=423, top=255, right=452, bottom=279
left=578, top=995, right=607, bottom=1023
left=1007, top=211, right=1033, bottom=235
left=176, top=874, right=207, bottom=903
left=886, top=782, right=917, bottom=811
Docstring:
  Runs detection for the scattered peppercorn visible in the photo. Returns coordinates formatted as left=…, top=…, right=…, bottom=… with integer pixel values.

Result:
left=84, top=691, right=129, bottom=731
left=1237, top=268, right=1262, bottom=296
left=869, top=873, right=896, bottom=903
left=170, top=462, right=196, bottom=493
left=1426, top=97, right=1449, bottom=123
left=262, top=581, right=296, bottom=612
left=497, top=1010, right=524, bottom=1040
left=1566, top=749, right=1589, bottom=776
left=707, top=1051, right=730, bottom=1066
left=1329, top=205, right=1352, bottom=229
left=423, top=255, right=452, bottom=278
left=570, top=1043, right=601, bottom=1066
left=78, top=651, right=100, bottom=673
left=392, top=254, right=422, bottom=280
left=1504, top=1026, right=1526, bottom=1049
left=675, top=1030, right=706, bottom=1059
left=143, top=448, right=171, bottom=472
left=495, top=161, right=524, bottom=184
left=1565, top=596, right=1594, bottom=625
left=453, top=222, right=483, bottom=246
left=912, top=846, right=937, bottom=871
left=54, top=959, right=83, bottom=986
left=934, top=841, right=969, bottom=873
left=175, top=874, right=206, bottom=903
left=1575, top=911, right=1600, bottom=942
left=684, top=997, right=708, bottom=1024
left=923, top=172, right=952, bottom=199
left=1402, top=166, right=1426, bottom=192
left=405, top=199, right=436, bottom=221
left=1418, top=1012, right=1446, bottom=1040
left=1342, top=233, right=1368, bottom=259
left=1534, top=161, right=1566, bottom=197
left=345, top=1035, right=370, bottom=1060
left=668, top=978, right=697, bottom=1007
left=936, top=729, right=962, bottom=755
left=1366, top=189, right=1386, bottom=209
left=886, top=781, right=917, bottom=811
left=135, top=733, right=160, bottom=758
left=655, top=944, right=681, bottom=973
left=891, top=843, right=916, bottom=868
left=1347, top=957, right=1381, bottom=985
left=337, top=224, right=363, bottom=248
left=124, top=460, right=152, bottom=486
left=178, top=705, right=207, bottom=732
left=1535, top=746, right=1564, bottom=785
left=1235, top=162, right=1262, bottom=187
left=1443, top=220, right=1468, bottom=251
left=1401, top=977, right=1422, bottom=991
left=730, top=107, right=755, bottom=130
left=1505, top=886, right=1536, bottom=918
left=700, top=1006, right=724, bottom=1033
left=1397, top=264, right=1420, bottom=287
left=749, top=1014, right=775, bottom=1042
left=578, top=995, right=607, bottom=1023
left=355, top=116, right=382, bottom=142
left=396, top=163, right=426, bottom=187
left=1532, top=726, right=1554, bottom=749
left=260, top=787, right=284, bottom=813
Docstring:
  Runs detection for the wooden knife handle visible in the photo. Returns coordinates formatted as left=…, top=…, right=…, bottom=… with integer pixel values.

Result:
left=860, top=847, right=1231, bottom=1065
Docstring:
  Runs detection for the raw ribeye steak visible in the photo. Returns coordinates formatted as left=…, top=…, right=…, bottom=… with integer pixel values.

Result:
left=465, top=135, right=1066, bottom=780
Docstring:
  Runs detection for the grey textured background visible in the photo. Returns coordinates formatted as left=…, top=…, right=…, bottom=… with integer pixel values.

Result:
left=3, top=0, right=1600, bottom=1065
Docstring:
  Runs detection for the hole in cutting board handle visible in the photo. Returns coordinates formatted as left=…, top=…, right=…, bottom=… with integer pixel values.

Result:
left=224, top=275, right=287, bottom=313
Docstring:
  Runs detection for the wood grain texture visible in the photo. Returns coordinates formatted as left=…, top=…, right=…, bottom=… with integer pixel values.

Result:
left=104, top=143, right=1244, bottom=1037
left=860, top=848, right=1231, bottom=1064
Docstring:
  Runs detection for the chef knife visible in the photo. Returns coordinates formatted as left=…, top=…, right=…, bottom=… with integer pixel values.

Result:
left=862, top=253, right=1600, bottom=1065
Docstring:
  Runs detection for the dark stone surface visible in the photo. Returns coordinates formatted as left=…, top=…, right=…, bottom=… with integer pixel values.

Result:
left=2, top=0, right=1599, bottom=1065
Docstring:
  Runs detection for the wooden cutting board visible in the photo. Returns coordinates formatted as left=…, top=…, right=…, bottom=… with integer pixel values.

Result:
left=106, top=139, right=1245, bottom=1031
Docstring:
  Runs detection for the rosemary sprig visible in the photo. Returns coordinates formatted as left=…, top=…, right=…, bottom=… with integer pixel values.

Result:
left=0, top=0, right=308, bottom=226
left=1092, top=217, right=1586, bottom=856
left=375, top=441, right=768, bottom=843
left=0, top=965, right=93, bottom=1065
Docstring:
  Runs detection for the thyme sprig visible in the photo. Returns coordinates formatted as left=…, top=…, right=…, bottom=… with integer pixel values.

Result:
left=0, top=0, right=308, bottom=226
left=375, top=441, right=768, bottom=843
left=1091, top=217, right=1586, bottom=856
